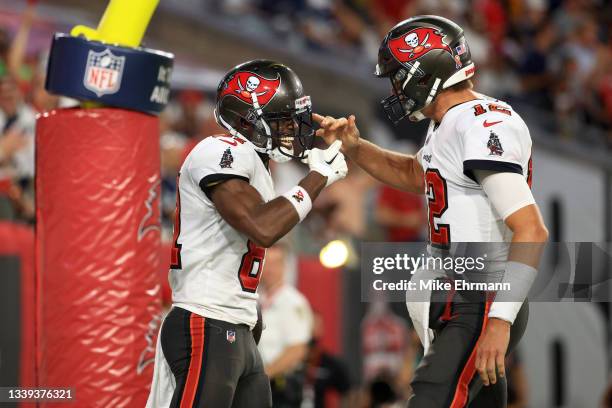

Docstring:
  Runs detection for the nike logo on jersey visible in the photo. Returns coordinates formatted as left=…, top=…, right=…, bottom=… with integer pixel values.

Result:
left=483, top=120, right=502, bottom=128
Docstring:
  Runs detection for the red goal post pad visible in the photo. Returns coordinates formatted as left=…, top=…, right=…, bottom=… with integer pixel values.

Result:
left=35, top=108, right=163, bottom=407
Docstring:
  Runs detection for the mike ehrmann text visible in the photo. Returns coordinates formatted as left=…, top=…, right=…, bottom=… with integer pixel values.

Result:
left=372, top=279, right=511, bottom=292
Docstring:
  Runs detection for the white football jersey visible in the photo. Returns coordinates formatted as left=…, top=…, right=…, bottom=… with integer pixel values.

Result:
left=418, top=96, right=533, bottom=249
left=169, top=135, right=275, bottom=328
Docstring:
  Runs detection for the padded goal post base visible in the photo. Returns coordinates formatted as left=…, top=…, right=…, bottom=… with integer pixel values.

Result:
left=36, top=108, right=162, bottom=407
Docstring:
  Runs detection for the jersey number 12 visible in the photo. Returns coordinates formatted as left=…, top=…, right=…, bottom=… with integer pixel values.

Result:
left=425, top=169, right=450, bottom=249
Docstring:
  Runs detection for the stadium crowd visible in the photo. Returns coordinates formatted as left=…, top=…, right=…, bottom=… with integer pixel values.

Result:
left=0, top=1, right=610, bottom=407
left=207, top=0, right=612, bottom=144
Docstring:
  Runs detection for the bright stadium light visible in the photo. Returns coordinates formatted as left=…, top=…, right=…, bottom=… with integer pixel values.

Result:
left=319, top=239, right=349, bottom=268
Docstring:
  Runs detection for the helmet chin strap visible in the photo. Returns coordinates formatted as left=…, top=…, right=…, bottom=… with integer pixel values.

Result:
left=409, top=110, right=426, bottom=121
left=216, top=93, right=308, bottom=162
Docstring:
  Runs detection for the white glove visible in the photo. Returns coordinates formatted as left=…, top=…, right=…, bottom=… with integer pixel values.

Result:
left=303, top=140, right=348, bottom=187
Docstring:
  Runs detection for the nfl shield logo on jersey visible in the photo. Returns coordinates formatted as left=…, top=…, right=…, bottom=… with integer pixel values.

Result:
left=83, top=49, right=125, bottom=97
left=226, top=330, right=236, bottom=343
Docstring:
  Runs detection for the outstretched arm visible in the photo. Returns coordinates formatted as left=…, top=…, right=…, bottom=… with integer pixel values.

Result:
left=209, top=141, right=348, bottom=247
left=313, top=113, right=424, bottom=193
left=7, top=2, right=36, bottom=80
left=211, top=172, right=325, bottom=248
left=473, top=171, right=548, bottom=387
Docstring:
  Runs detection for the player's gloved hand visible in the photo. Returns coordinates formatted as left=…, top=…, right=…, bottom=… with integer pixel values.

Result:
left=313, top=113, right=361, bottom=155
left=303, top=140, right=348, bottom=187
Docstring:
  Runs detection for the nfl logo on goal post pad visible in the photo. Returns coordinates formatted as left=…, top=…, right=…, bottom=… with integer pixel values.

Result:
left=45, top=34, right=174, bottom=114
left=83, top=48, right=125, bottom=97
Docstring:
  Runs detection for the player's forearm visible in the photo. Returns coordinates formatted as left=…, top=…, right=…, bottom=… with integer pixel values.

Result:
left=488, top=207, right=548, bottom=324
left=348, top=139, right=424, bottom=193
left=298, top=171, right=327, bottom=201
left=7, top=5, right=35, bottom=80
left=248, top=198, right=300, bottom=247
left=249, top=173, right=326, bottom=247
left=507, top=205, right=548, bottom=269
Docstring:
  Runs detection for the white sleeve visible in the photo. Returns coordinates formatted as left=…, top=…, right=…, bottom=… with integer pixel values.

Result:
left=415, top=147, right=424, bottom=167
left=462, top=113, right=529, bottom=180
left=185, top=137, right=254, bottom=198
left=475, top=170, right=536, bottom=220
left=283, top=295, right=313, bottom=346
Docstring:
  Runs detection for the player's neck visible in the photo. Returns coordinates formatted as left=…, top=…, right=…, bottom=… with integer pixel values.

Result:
left=425, top=89, right=479, bottom=123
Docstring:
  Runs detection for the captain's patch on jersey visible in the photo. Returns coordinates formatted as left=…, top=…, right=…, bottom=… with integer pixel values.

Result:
left=220, top=148, right=234, bottom=168
left=487, top=131, right=504, bottom=156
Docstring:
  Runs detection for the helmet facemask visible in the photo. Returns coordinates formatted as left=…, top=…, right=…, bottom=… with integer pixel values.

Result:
left=260, top=95, right=314, bottom=162
left=217, top=95, right=314, bottom=163
left=381, top=64, right=442, bottom=123
left=381, top=67, right=418, bottom=124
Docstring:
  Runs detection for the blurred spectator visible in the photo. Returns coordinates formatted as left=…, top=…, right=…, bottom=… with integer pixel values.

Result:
left=361, top=299, right=410, bottom=384
left=361, top=300, right=421, bottom=403
left=563, top=18, right=599, bottom=85
left=302, top=311, right=351, bottom=408
left=169, top=89, right=210, bottom=138
left=30, top=52, right=58, bottom=112
left=197, top=0, right=612, bottom=144
left=553, top=56, right=582, bottom=138
left=552, top=0, right=594, bottom=40
left=476, top=54, right=521, bottom=99
left=366, top=0, right=417, bottom=37
left=259, top=243, right=313, bottom=407
left=0, top=2, right=38, bottom=221
left=474, top=0, right=508, bottom=47
left=0, top=75, right=35, bottom=221
left=517, top=23, right=556, bottom=107
left=375, top=185, right=424, bottom=242
left=3, top=1, right=36, bottom=87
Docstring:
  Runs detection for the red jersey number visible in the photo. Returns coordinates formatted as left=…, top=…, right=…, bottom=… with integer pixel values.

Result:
left=238, top=240, right=266, bottom=293
left=170, top=175, right=182, bottom=269
left=425, top=169, right=450, bottom=249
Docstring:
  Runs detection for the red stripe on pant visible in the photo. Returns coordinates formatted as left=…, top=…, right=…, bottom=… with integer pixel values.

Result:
left=181, top=314, right=206, bottom=408
left=449, top=300, right=492, bottom=408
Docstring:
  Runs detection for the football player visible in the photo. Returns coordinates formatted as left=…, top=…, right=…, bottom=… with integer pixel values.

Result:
left=147, top=60, right=347, bottom=408
left=315, top=16, right=548, bottom=407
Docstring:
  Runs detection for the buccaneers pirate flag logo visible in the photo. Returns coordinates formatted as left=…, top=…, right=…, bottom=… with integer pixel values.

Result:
left=487, top=131, right=504, bottom=156
left=219, top=71, right=281, bottom=107
left=388, top=27, right=452, bottom=63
